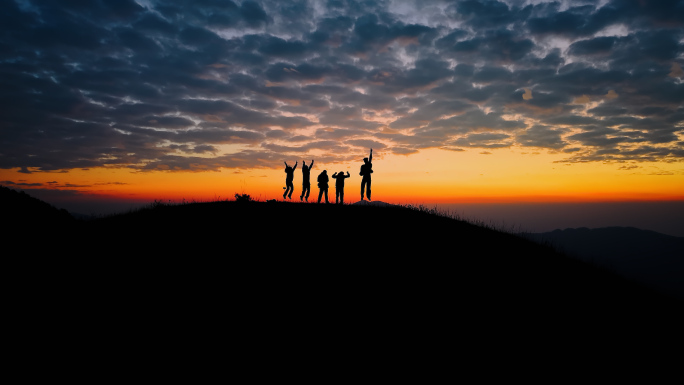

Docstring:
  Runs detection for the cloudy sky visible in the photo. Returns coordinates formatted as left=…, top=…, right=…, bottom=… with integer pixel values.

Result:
left=1, top=0, right=683, bottom=209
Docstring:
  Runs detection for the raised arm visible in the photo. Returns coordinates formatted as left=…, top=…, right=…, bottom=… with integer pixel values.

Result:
left=332, top=172, right=338, bottom=178
left=345, top=171, right=350, bottom=178
left=293, top=161, right=298, bottom=170
left=369, top=148, right=373, bottom=162
left=310, top=160, right=314, bottom=169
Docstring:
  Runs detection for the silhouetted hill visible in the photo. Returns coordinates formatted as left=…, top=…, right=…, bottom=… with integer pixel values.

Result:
left=352, top=200, right=395, bottom=207
left=84, top=201, right=682, bottom=303
left=10, top=197, right=683, bottom=353
left=523, top=227, right=684, bottom=299
left=2, top=185, right=74, bottom=230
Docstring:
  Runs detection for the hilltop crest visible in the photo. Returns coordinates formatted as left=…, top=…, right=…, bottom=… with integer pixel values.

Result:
left=351, top=200, right=395, bottom=207
left=7, top=196, right=682, bottom=341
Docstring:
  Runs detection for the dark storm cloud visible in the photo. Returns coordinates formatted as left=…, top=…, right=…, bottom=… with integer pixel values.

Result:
left=154, top=0, right=268, bottom=28
left=516, top=125, right=568, bottom=150
left=451, top=132, right=514, bottom=148
left=1, top=0, right=682, bottom=174
left=389, top=98, right=473, bottom=129
left=445, top=29, right=536, bottom=63
left=446, top=0, right=520, bottom=30
left=425, top=109, right=527, bottom=132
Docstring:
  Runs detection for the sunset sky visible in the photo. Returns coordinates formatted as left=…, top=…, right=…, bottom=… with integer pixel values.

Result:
left=1, top=0, right=683, bottom=218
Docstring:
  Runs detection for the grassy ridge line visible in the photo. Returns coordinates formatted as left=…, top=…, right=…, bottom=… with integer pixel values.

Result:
left=8, top=197, right=683, bottom=347
left=6, top=190, right=682, bottom=353
left=83, top=200, right=675, bottom=293
left=73, top=201, right=684, bottom=341
left=10, top=191, right=681, bottom=311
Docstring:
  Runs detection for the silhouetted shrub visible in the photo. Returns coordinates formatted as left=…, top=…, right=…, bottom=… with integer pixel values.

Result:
left=149, top=199, right=169, bottom=209
left=234, top=193, right=252, bottom=202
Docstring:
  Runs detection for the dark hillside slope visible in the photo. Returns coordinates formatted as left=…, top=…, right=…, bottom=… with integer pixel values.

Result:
left=2, top=185, right=74, bottom=229
left=524, top=227, right=684, bottom=299
left=12, top=199, right=683, bottom=348
left=82, top=202, right=681, bottom=309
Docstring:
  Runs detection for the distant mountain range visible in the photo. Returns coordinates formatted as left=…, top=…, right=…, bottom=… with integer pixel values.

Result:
left=523, top=227, right=684, bottom=300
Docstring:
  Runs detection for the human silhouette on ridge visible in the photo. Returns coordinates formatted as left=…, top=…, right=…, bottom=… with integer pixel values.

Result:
left=300, top=159, right=314, bottom=202
left=360, top=148, right=373, bottom=201
left=332, top=171, right=350, bottom=204
left=317, top=170, right=329, bottom=204
left=283, top=161, right=297, bottom=199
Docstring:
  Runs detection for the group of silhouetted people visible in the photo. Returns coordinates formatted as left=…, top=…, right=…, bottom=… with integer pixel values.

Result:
left=283, top=149, right=373, bottom=204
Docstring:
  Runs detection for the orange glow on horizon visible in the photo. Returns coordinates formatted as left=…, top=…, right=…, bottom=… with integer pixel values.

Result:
left=2, top=148, right=682, bottom=208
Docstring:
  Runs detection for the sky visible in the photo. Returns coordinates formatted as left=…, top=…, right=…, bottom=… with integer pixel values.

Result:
left=1, top=0, right=683, bottom=229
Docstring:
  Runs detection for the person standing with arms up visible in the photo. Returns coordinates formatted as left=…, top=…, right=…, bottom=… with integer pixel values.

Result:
left=359, top=148, right=373, bottom=201
left=300, top=159, right=314, bottom=202
left=332, top=171, right=350, bottom=204
left=283, top=161, right=297, bottom=200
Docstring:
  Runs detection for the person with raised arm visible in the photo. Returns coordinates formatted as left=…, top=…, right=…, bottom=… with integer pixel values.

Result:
left=359, top=148, right=373, bottom=201
left=283, top=161, right=297, bottom=200
left=332, top=171, right=351, bottom=204
left=300, top=159, right=314, bottom=202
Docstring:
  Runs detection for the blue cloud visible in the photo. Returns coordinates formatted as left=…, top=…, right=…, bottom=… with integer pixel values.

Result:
left=0, top=0, right=682, bottom=172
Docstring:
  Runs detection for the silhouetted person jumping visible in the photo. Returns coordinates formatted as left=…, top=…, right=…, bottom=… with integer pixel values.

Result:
left=283, top=161, right=297, bottom=199
left=317, top=170, right=329, bottom=204
left=332, top=171, right=350, bottom=204
left=360, top=148, right=373, bottom=201
left=300, top=159, right=314, bottom=202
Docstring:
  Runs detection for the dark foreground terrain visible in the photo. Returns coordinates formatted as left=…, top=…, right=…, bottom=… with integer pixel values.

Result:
left=5, top=188, right=683, bottom=362
left=524, top=227, right=684, bottom=300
